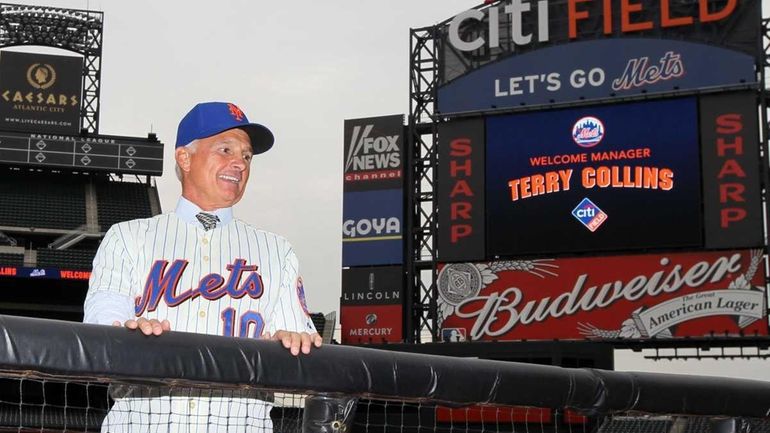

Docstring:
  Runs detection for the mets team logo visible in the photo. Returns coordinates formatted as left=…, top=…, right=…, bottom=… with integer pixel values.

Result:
left=572, top=198, right=608, bottom=232
left=572, top=116, right=604, bottom=147
left=228, top=103, right=245, bottom=122
left=296, top=277, right=311, bottom=316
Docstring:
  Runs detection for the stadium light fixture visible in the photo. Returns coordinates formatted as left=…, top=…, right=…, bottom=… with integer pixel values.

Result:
left=0, top=3, right=101, bottom=53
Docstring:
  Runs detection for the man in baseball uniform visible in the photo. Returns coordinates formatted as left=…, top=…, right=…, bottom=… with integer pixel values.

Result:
left=84, top=101, right=321, bottom=432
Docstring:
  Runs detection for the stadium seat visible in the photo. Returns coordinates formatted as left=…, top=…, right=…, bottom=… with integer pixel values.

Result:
left=95, top=180, right=153, bottom=230
left=37, top=249, right=95, bottom=271
left=0, top=172, right=86, bottom=230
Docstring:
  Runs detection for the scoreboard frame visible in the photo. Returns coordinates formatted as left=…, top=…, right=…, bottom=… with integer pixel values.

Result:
left=0, top=130, right=163, bottom=175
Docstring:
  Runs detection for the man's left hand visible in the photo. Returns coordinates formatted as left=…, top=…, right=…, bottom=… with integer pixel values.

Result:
left=263, top=330, right=322, bottom=355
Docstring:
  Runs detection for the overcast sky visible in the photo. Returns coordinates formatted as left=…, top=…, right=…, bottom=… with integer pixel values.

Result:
left=25, top=0, right=471, bottom=317
left=11, top=0, right=770, bottom=382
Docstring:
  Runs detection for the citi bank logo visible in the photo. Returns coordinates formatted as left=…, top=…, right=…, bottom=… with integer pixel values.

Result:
left=572, top=198, right=608, bottom=232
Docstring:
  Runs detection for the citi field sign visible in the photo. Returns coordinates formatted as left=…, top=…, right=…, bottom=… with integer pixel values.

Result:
left=446, top=0, right=742, bottom=53
left=437, top=249, right=768, bottom=342
left=437, top=0, right=759, bottom=111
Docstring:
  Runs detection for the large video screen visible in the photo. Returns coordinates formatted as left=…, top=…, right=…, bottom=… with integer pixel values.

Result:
left=486, top=97, right=702, bottom=256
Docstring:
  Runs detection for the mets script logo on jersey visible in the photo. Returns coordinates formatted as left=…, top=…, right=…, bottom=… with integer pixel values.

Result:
left=228, top=103, right=245, bottom=121
left=571, top=198, right=608, bottom=232
left=572, top=116, right=604, bottom=147
left=135, top=258, right=264, bottom=315
left=344, top=124, right=401, bottom=173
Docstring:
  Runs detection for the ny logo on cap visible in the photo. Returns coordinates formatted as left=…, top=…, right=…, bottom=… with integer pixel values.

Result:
left=228, top=103, right=245, bottom=122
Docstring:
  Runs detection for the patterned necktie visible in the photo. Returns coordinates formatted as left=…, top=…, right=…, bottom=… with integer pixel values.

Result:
left=196, top=212, right=220, bottom=231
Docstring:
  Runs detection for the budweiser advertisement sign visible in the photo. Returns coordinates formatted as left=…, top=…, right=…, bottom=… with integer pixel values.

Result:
left=438, top=250, right=767, bottom=341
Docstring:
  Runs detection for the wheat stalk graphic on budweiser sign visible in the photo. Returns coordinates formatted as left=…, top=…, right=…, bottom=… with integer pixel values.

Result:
left=578, top=249, right=764, bottom=339
left=436, top=260, right=559, bottom=331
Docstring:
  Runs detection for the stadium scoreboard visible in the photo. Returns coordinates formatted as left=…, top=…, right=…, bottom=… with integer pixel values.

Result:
left=0, top=131, right=163, bottom=175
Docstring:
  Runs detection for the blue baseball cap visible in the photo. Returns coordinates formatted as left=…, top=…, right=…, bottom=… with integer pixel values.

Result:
left=175, top=102, right=274, bottom=154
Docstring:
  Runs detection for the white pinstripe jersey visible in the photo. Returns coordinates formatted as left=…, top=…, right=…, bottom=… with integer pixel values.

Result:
left=88, top=212, right=316, bottom=336
left=85, top=210, right=316, bottom=433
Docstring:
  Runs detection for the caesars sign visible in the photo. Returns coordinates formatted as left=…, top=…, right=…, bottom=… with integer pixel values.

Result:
left=437, top=0, right=758, bottom=111
left=0, top=51, right=83, bottom=134
left=438, top=250, right=768, bottom=342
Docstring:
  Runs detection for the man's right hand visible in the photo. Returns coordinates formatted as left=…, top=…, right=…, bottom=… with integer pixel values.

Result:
left=113, top=318, right=171, bottom=336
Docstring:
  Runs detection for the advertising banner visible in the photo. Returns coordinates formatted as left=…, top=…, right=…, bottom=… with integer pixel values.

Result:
left=486, top=97, right=701, bottom=256
left=700, top=92, right=764, bottom=249
left=437, top=250, right=768, bottom=342
left=342, top=189, right=403, bottom=266
left=343, top=115, right=404, bottom=192
left=438, top=39, right=755, bottom=113
left=341, top=266, right=403, bottom=306
left=437, top=118, right=485, bottom=262
left=437, top=0, right=759, bottom=87
left=0, top=51, right=82, bottom=134
left=0, top=266, right=90, bottom=280
left=341, top=304, right=402, bottom=344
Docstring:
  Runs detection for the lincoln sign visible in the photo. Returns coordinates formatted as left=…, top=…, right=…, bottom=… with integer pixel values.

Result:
left=437, top=250, right=767, bottom=341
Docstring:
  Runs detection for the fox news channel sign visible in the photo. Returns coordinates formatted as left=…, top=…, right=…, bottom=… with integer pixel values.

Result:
left=485, top=97, right=701, bottom=256
left=343, top=115, right=403, bottom=192
left=436, top=0, right=759, bottom=112
left=0, top=52, right=83, bottom=134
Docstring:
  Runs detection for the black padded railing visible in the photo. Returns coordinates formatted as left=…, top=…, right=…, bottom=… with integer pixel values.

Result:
left=0, top=315, right=767, bottom=419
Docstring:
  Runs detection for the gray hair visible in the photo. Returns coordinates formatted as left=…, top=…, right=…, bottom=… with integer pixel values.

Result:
left=175, top=140, right=198, bottom=181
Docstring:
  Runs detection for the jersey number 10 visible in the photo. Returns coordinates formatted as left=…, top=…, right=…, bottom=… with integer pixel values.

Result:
left=221, top=307, right=264, bottom=338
